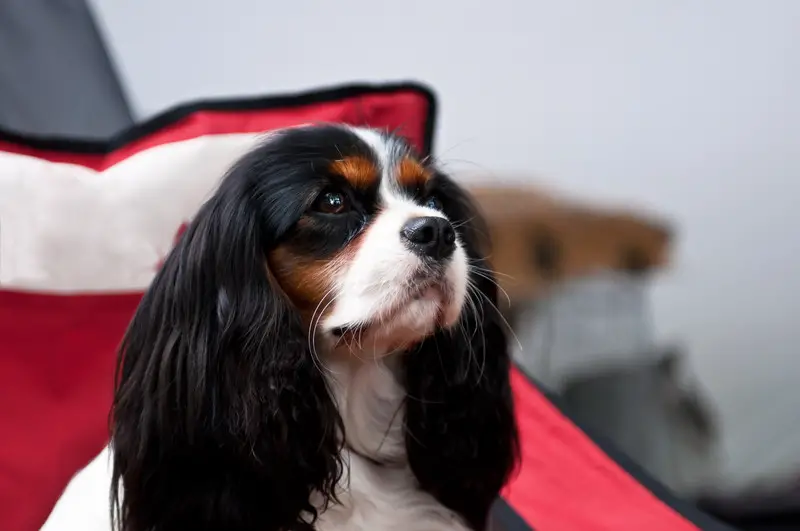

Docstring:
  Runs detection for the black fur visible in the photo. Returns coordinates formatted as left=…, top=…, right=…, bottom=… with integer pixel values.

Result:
left=404, top=173, right=520, bottom=531
left=110, top=125, right=519, bottom=531
left=111, top=127, right=356, bottom=531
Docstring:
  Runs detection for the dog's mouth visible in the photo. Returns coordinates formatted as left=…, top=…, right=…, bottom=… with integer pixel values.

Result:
left=330, top=274, right=452, bottom=342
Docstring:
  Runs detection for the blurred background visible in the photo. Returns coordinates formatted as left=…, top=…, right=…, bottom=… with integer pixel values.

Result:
left=2, top=0, right=799, bottom=529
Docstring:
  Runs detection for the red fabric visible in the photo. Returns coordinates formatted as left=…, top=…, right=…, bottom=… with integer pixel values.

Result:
left=503, top=369, right=698, bottom=530
left=0, top=292, right=141, bottom=531
left=0, top=91, right=430, bottom=171
left=0, top=87, right=432, bottom=531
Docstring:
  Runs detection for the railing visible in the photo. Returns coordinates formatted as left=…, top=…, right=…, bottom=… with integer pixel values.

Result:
left=513, top=269, right=657, bottom=390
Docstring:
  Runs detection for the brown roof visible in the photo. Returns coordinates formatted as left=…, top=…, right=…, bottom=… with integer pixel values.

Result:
left=466, top=184, right=674, bottom=303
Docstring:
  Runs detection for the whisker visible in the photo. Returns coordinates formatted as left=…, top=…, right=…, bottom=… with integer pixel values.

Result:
left=473, top=285, right=523, bottom=353
left=308, top=288, right=340, bottom=375
left=467, top=260, right=515, bottom=280
left=436, top=157, right=498, bottom=180
left=429, top=139, right=479, bottom=165
left=451, top=217, right=476, bottom=230
left=468, top=268, right=513, bottom=309
left=465, top=281, right=487, bottom=384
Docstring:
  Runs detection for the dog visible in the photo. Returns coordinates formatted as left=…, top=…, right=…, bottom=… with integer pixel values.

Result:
left=46, top=124, right=518, bottom=531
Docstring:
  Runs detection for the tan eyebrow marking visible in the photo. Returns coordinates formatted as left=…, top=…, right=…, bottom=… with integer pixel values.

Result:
left=329, top=156, right=378, bottom=189
left=396, top=157, right=431, bottom=189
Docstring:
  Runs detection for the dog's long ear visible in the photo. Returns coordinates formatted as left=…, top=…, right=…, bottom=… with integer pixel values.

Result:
left=110, top=157, right=342, bottom=531
left=404, top=174, right=519, bottom=531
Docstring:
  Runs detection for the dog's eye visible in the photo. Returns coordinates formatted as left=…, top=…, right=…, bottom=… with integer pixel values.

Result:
left=313, top=189, right=350, bottom=214
left=423, top=195, right=443, bottom=211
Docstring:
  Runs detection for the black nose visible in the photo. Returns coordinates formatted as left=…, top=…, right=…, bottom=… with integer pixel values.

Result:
left=400, top=216, right=456, bottom=260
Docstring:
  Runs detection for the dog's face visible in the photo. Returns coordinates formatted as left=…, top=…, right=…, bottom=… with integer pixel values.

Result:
left=266, top=125, right=469, bottom=355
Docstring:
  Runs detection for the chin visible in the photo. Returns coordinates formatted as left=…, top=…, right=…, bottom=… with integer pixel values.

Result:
left=108, top=124, right=519, bottom=531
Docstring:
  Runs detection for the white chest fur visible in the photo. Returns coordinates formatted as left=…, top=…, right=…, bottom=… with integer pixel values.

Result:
left=315, top=450, right=468, bottom=531
left=317, top=360, right=469, bottom=531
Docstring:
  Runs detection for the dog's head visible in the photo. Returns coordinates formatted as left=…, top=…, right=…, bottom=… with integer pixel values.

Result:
left=263, top=125, right=471, bottom=355
left=111, top=124, right=517, bottom=531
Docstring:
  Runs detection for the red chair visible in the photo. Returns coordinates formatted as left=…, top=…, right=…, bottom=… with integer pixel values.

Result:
left=0, top=82, right=735, bottom=531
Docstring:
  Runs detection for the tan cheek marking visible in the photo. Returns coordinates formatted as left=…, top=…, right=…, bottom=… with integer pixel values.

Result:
left=330, top=156, right=377, bottom=189
left=396, top=157, right=431, bottom=189
left=268, top=246, right=334, bottom=314
left=267, top=231, right=368, bottom=321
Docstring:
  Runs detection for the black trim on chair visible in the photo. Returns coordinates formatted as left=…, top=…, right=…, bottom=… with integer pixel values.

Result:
left=0, top=81, right=438, bottom=157
left=698, top=487, right=800, bottom=530
left=513, top=365, right=740, bottom=531
left=490, top=497, right=535, bottom=531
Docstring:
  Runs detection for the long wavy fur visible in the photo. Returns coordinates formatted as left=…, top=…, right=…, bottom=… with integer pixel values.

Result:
left=110, top=146, right=343, bottom=531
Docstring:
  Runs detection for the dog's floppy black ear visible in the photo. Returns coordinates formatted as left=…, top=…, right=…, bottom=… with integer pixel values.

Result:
left=404, top=175, right=520, bottom=531
left=110, top=156, right=342, bottom=531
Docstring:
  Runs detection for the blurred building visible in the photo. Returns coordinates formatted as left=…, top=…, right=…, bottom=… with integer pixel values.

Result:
left=471, top=183, right=722, bottom=496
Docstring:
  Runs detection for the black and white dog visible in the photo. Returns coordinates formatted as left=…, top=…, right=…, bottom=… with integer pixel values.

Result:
left=45, top=124, right=519, bottom=531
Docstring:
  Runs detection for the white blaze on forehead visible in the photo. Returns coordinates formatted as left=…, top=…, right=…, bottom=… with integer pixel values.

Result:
left=346, top=126, right=399, bottom=175
left=345, top=125, right=443, bottom=216
left=347, top=126, right=406, bottom=196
